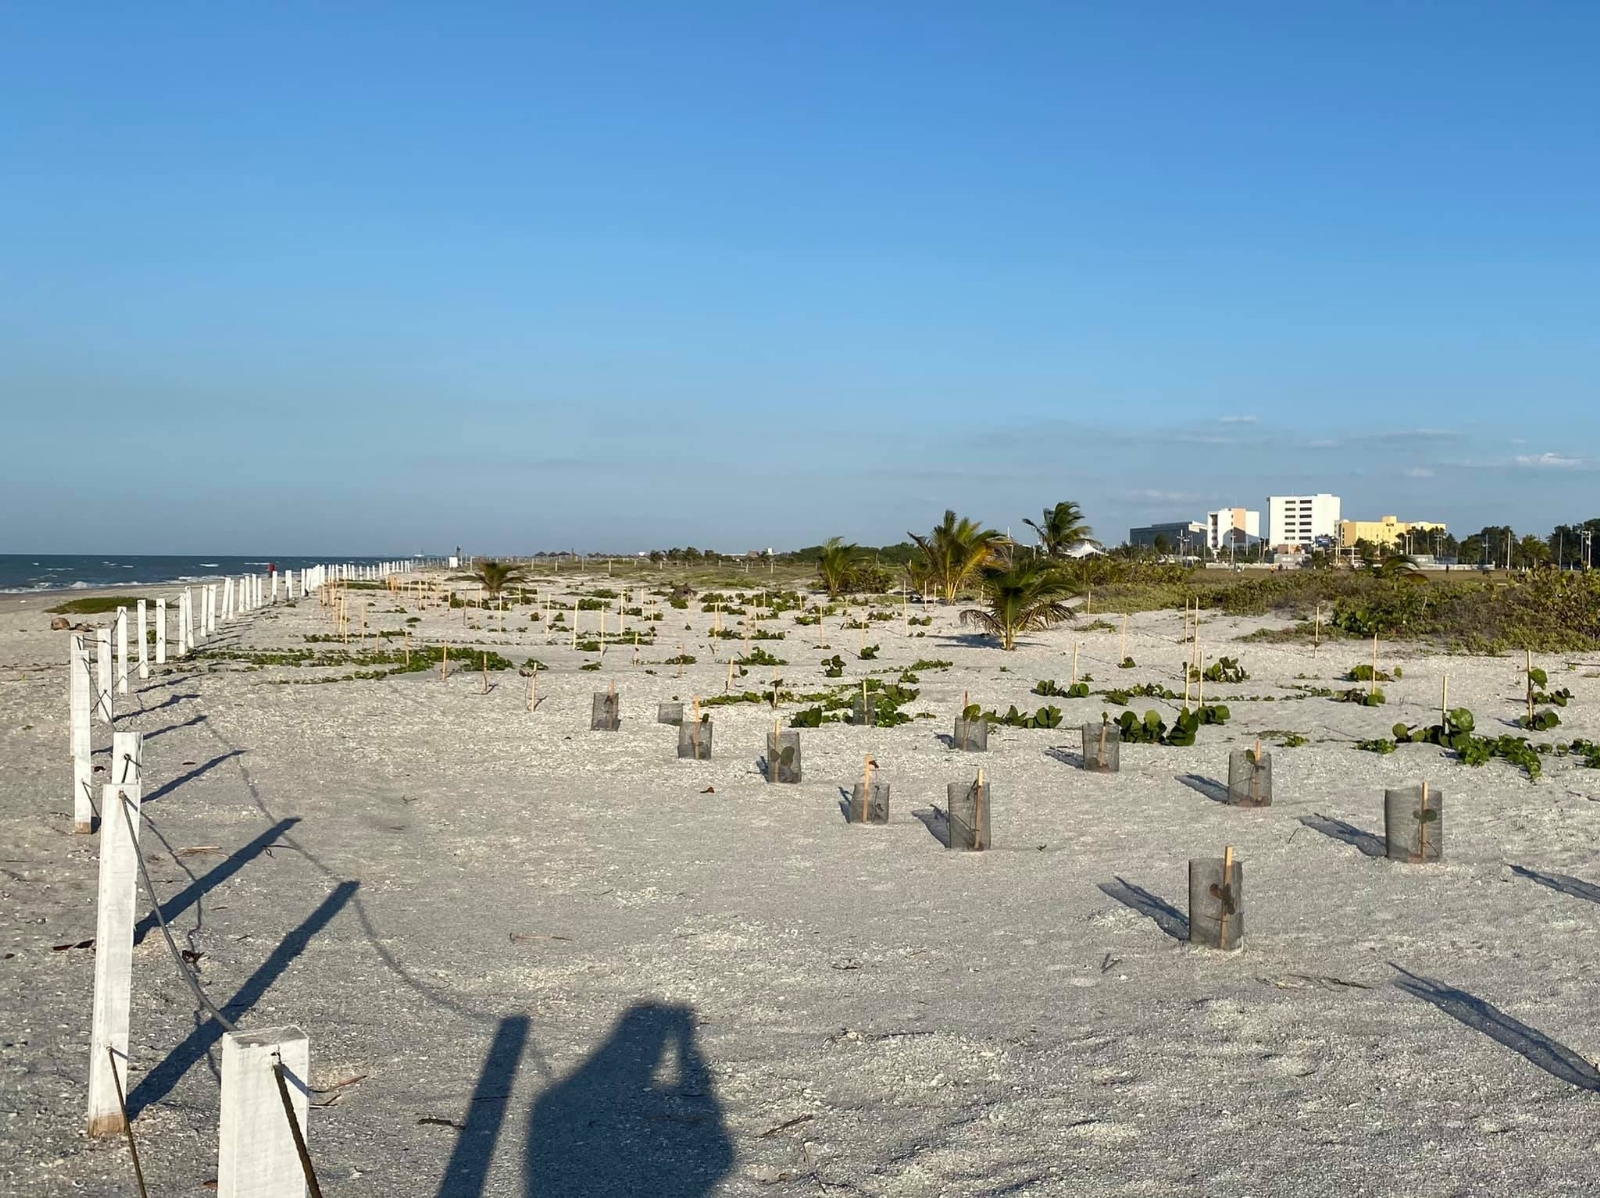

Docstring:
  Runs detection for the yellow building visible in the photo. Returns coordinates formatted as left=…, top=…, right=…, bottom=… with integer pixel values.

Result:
left=1338, top=516, right=1447, bottom=550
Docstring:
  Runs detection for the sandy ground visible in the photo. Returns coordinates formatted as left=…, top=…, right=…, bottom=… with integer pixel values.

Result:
left=2, top=576, right=1599, bottom=1197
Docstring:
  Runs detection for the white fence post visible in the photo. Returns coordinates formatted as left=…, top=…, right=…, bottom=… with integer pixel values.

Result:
left=136, top=600, right=149, bottom=680
left=70, top=634, right=94, bottom=832
left=218, top=1026, right=310, bottom=1198
left=115, top=607, right=129, bottom=695
left=86, top=760, right=141, bottom=1137
left=95, top=627, right=114, bottom=724
left=155, top=598, right=167, bottom=665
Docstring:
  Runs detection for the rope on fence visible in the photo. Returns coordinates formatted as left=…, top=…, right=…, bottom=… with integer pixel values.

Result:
left=273, top=1058, right=325, bottom=1198
left=119, top=789, right=236, bottom=1032
left=107, top=1046, right=151, bottom=1198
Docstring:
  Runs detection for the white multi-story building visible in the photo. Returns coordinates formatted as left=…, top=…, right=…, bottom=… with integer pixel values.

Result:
left=1207, top=508, right=1261, bottom=551
left=1267, top=494, right=1341, bottom=550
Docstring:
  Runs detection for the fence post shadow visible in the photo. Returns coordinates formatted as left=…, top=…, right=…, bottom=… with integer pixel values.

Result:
left=127, top=879, right=358, bottom=1117
left=134, top=817, right=301, bottom=945
left=524, top=1001, right=732, bottom=1198
left=436, top=1015, right=530, bottom=1198
left=1390, top=964, right=1600, bottom=1092
left=1097, top=877, right=1189, bottom=941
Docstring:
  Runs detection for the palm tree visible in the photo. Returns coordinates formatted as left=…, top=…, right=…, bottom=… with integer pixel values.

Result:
left=959, top=556, right=1078, bottom=650
left=470, top=558, right=527, bottom=598
left=1024, top=501, right=1095, bottom=558
left=909, top=510, right=1004, bottom=602
left=815, top=537, right=858, bottom=598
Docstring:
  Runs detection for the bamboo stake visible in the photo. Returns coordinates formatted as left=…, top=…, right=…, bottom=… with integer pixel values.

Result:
left=1098, top=717, right=1108, bottom=768
left=1526, top=649, right=1534, bottom=724
left=973, top=767, right=986, bottom=849
left=528, top=669, right=537, bottom=711
left=1371, top=632, right=1379, bottom=696
left=403, top=628, right=409, bottom=667
left=1252, top=738, right=1263, bottom=803
left=863, top=755, right=873, bottom=821
left=1442, top=674, right=1449, bottom=726
left=1120, top=614, right=1128, bottom=662
left=1218, top=845, right=1235, bottom=947
left=1197, top=657, right=1205, bottom=707
left=1419, top=780, right=1431, bottom=860
left=1071, top=642, right=1080, bottom=684
left=1314, top=602, right=1321, bottom=653
left=441, top=640, right=449, bottom=680
left=481, top=653, right=488, bottom=694
left=692, top=696, right=702, bottom=756
left=678, top=643, right=686, bottom=680
left=770, top=718, right=780, bottom=782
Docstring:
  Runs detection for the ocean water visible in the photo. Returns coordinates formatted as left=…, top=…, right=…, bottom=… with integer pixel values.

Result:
left=0, top=555, right=408, bottom=594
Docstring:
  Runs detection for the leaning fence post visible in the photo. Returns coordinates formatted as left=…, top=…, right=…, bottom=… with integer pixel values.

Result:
left=70, top=634, right=94, bottom=832
left=218, top=1026, right=312, bottom=1198
left=86, top=769, right=142, bottom=1137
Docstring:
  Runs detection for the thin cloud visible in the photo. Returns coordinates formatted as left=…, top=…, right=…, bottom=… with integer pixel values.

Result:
left=1217, top=415, right=1258, bottom=424
left=1123, top=489, right=1202, bottom=504
left=1405, top=467, right=1436, bottom=478
left=1515, top=452, right=1587, bottom=470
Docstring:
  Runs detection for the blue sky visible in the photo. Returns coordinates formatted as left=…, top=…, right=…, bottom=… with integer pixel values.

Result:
left=3, top=3, right=1597, bottom=554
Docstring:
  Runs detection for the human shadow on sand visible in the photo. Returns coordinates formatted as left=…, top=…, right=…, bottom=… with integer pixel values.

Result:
left=1390, top=966, right=1600, bottom=1092
left=1098, top=878, right=1189, bottom=941
left=1298, top=813, right=1386, bottom=858
left=524, top=1002, right=732, bottom=1198
left=1509, top=864, right=1600, bottom=907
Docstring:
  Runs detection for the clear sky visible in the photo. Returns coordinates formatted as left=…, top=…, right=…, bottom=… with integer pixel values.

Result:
left=3, top=3, right=1597, bottom=554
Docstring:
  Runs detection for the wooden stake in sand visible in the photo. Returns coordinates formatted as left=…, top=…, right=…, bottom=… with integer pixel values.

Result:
left=1217, top=845, right=1236, bottom=948
left=528, top=669, right=538, bottom=712
left=1418, top=780, right=1433, bottom=860
left=86, top=764, right=141, bottom=1137
left=70, top=634, right=93, bottom=832
left=481, top=654, right=488, bottom=694
left=1120, top=614, right=1128, bottom=662
left=692, top=696, right=703, bottom=757
left=679, top=643, right=686, bottom=680
left=1526, top=649, right=1535, bottom=724
left=1442, top=674, right=1449, bottom=726
left=1252, top=738, right=1263, bottom=804
left=441, top=640, right=449, bottom=681
left=135, top=600, right=148, bottom=681
left=1313, top=602, right=1321, bottom=654
left=1071, top=642, right=1080, bottom=685
left=1371, top=632, right=1379, bottom=697
left=973, top=767, right=987, bottom=850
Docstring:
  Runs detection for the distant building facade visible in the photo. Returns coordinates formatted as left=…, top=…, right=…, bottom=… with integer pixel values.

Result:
left=1267, top=494, right=1341, bottom=551
left=1338, top=516, right=1447, bottom=551
left=1129, top=520, right=1208, bottom=553
left=1207, top=508, right=1261, bottom=551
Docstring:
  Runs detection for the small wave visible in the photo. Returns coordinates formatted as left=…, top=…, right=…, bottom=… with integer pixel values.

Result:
left=70, top=581, right=90, bottom=589
left=198, top=563, right=220, bottom=568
